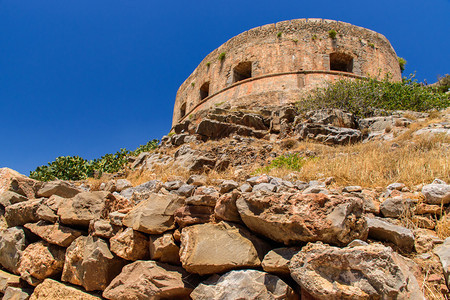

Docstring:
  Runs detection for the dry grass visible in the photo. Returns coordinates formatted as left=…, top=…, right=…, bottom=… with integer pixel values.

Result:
left=260, top=133, right=449, bottom=188
left=85, top=177, right=108, bottom=191
left=436, top=214, right=450, bottom=240
left=125, top=160, right=191, bottom=186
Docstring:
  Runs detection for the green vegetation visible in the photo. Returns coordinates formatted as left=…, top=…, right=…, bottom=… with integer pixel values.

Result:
left=206, top=62, right=211, bottom=67
left=191, top=82, right=195, bottom=87
left=311, top=34, right=317, bottom=40
left=256, top=153, right=309, bottom=173
left=277, top=32, right=282, bottom=38
left=398, top=57, right=407, bottom=73
left=218, top=52, right=226, bottom=61
left=30, top=139, right=159, bottom=181
left=296, top=75, right=450, bottom=118
left=328, top=30, right=337, bottom=39
left=292, top=39, right=298, bottom=43
left=368, top=42, right=375, bottom=48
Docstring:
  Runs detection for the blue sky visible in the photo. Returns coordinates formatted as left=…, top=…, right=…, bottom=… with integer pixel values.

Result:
left=1, top=0, right=449, bottom=175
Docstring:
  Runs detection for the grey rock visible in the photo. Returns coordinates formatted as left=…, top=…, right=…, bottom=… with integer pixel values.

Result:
left=187, top=175, right=206, bottom=186
left=366, top=217, right=415, bottom=251
left=296, top=123, right=362, bottom=145
left=0, top=227, right=27, bottom=274
left=252, top=183, right=276, bottom=193
left=36, top=195, right=63, bottom=223
left=163, top=180, right=184, bottom=191
left=239, top=183, right=252, bottom=193
left=380, top=197, right=415, bottom=218
left=3, top=287, right=30, bottom=300
left=108, top=211, right=127, bottom=226
left=120, top=180, right=162, bottom=200
left=433, top=237, right=450, bottom=288
left=261, top=247, right=300, bottom=275
left=342, top=186, right=362, bottom=193
left=422, top=181, right=450, bottom=205
left=114, top=179, right=132, bottom=192
left=219, top=180, right=239, bottom=194
left=305, top=109, right=357, bottom=128
left=387, top=182, right=406, bottom=191
left=191, top=270, right=297, bottom=300
left=302, top=186, right=329, bottom=194
left=347, top=239, right=369, bottom=247
left=175, top=184, right=195, bottom=197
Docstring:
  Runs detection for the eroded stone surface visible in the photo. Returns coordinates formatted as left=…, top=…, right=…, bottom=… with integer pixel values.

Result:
left=30, top=278, right=101, bottom=300
left=262, top=247, right=300, bottom=275
left=61, top=236, right=124, bottom=291
left=0, top=227, right=27, bottom=274
left=289, top=242, right=423, bottom=299
left=237, top=193, right=367, bottom=246
left=122, top=193, right=184, bottom=234
left=103, top=260, right=196, bottom=300
left=110, top=228, right=149, bottom=261
left=37, top=181, right=81, bottom=198
left=366, top=217, right=415, bottom=251
left=191, top=269, right=297, bottom=300
left=180, top=221, right=269, bottom=275
left=5, top=199, right=42, bottom=227
left=149, top=233, right=180, bottom=265
left=25, top=221, right=82, bottom=247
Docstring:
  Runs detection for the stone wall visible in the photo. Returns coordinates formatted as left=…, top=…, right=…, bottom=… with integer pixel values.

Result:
left=172, top=18, right=402, bottom=127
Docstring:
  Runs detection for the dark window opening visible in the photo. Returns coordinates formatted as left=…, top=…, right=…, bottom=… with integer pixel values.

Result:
left=180, top=102, right=186, bottom=119
left=330, top=53, right=353, bottom=73
left=200, top=82, right=210, bottom=100
left=233, top=62, right=252, bottom=83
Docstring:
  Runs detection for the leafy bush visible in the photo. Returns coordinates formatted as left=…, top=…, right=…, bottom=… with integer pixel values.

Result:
left=398, top=57, right=407, bottom=73
left=257, top=153, right=308, bottom=173
left=328, top=30, right=337, bottom=39
left=296, top=75, right=449, bottom=118
left=30, top=139, right=159, bottom=181
left=218, top=52, right=226, bottom=61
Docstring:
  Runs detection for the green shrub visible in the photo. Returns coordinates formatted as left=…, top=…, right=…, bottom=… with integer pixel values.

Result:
left=328, top=30, right=337, bottom=39
left=311, top=34, right=317, bottom=40
left=296, top=75, right=449, bottom=118
left=218, top=52, right=226, bottom=61
left=398, top=57, right=407, bottom=73
left=277, top=32, right=282, bottom=38
left=257, top=153, right=308, bottom=173
left=30, top=139, right=159, bottom=181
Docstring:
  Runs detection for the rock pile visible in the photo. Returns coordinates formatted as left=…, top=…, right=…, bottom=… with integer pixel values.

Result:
left=1, top=163, right=450, bottom=299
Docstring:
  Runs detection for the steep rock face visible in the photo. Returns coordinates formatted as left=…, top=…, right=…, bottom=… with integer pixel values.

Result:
left=179, top=222, right=269, bottom=275
left=0, top=227, right=27, bottom=274
left=17, top=241, right=65, bottom=285
left=289, top=242, right=423, bottom=299
left=30, top=278, right=101, bottom=300
left=102, top=260, right=196, bottom=300
left=122, top=193, right=184, bottom=234
left=57, top=192, right=111, bottom=228
left=191, top=270, right=298, bottom=300
left=236, top=193, right=368, bottom=246
left=61, top=236, right=124, bottom=291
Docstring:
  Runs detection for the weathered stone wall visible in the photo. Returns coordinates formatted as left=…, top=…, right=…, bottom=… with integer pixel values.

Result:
left=172, top=18, right=402, bottom=127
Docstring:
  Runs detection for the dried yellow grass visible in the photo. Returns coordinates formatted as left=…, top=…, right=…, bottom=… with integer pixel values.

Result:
left=261, top=133, right=449, bottom=188
left=436, top=213, right=450, bottom=240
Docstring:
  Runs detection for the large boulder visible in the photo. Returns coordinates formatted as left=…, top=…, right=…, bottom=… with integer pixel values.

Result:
left=191, top=269, right=297, bottom=300
left=0, top=227, right=27, bottom=274
left=0, top=168, right=39, bottom=199
left=29, top=278, right=101, bottom=299
left=36, top=195, right=63, bottom=223
left=102, top=260, right=196, bottom=300
left=61, top=236, right=124, bottom=291
left=110, top=228, right=149, bottom=261
left=179, top=221, right=269, bottom=275
left=17, top=241, right=65, bottom=285
left=0, top=191, right=28, bottom=207
left=5, top=199, right=42, bottom=227
left=174, top=205, right=214, bottom=228
left=24, top=221, right=82, bottom=247
left=57, top=191, right=111, bottom=228
left=122, top=193, right=184, bottom=234
left=366, top=217, right=415, bottom=251
left=422, top=180, right=450, bottom=205
left=36, top=181, right=82, bottom=198
left=236, top=193, right=367, bottom=246
left=296, top=123, right=362, bottom=145
left=289, top=242, right=423, bottom=299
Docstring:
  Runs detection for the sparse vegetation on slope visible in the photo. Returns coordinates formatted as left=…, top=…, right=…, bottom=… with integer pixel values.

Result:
left=30, top=139, right=159, bottom=181
left=296, top=75, right=449, bottom=118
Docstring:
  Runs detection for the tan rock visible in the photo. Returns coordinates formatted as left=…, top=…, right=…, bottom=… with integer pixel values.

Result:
left=412, top=215, right=435, bottom=229
left=88, top=219, right=119, bottom=239
left=237, top=193, right=367, bottom=246
left=36, top=195, right=63, bottom=223
left=289, top=242, right=423, bottom=299
left=110, top=228, right=149, bottom=261
left=214, top=191, right=241, bottom=222
left=122, top=193, right=184, bottom=234
left=3, top=286, right=31, bottom=300
left=0, top=191, right=28, bottom=207
left=30, top=278, right=101, bottom=300
left=25, top=221, right=82, bottom=247
left=0, top=227, right=27, bottom=274
left=0, top=270, right=21, bottom=293
left=191, top=269, right=298, bottom=300
left=57, top=191, right=110, bottom=228
left=149, top=233, right=180, bottom=265
left=18, top=241, right=65, bottom=285
left=414, top=229, right=443, bottom=254
left=261, top=247, right=300, bottom=275
left=103, top=260, right=196, bottom=300
left=61, top=236, right=124, bottom=291
left=174, top=205, right=213, bottom=228
left=5, top=199, right=42, bottom=227
left=37, top=181, right=82, bottom=198
left=415, top=203, right=442, bottom=215
left=0, top=168, right=39, bottom=199
left=180, top=221, right=269, bottom=275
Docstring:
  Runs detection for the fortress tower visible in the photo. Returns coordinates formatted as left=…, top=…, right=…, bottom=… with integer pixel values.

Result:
left=172, top=18, right=402, bottom=127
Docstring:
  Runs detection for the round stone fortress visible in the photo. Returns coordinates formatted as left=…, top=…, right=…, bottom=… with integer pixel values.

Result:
left=172, top=18, right=402, bottom=127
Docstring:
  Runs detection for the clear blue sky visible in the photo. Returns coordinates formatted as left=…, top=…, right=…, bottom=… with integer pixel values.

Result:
left=1, top=0, right=449, bottom=175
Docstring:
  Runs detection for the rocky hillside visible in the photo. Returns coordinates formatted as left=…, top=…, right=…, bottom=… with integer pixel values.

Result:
left=0, top=105, right=449, bottom=299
